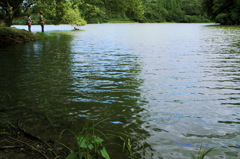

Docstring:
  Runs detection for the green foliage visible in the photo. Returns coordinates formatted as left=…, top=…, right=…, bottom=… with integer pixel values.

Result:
left=0, top=0, right=35, bottom=26
left=215, top=13, right=229, bottom=24
left=182, top=0, right=203, bottom=16
left=118, top=134, right=135, bottom=158
left=1, top=0, right=211, bottom=25
left=0, top=26, right=39, bottom=47
left=0, top=132, right=9, bottom=135
left=125, top=0, right=145, bottom=21
left=181, top=143, right=218, bottom=159
left=0, top=0, right=87, bottom=26
left=58, top=118, right=135, bottom=159
left=142, top=1, right=165, bottom=22
left=58, top=119, right=112, bottom=159
left=202, top=0, right=240, bottom=25
left=78, top=0, right=144, bottom=23
left=79, top=2, right=107, bottom=23
left=62, top=3, right=86, bottom=26
left=107, top=19, right=135, bottom=23
left=141, top=0, right=209, bottom=23
left=191, top=145, right=216, bottom=159
left=181, top=15, right=211, bottom=23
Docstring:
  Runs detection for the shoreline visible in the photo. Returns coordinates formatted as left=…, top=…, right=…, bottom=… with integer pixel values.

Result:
left=0, top=26, right=58, bottom=47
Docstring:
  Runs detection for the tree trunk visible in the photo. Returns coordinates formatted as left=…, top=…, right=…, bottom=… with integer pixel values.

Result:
left=5, top=17, right=13, bottom=27
left=4, top=7, right=14, bottom=27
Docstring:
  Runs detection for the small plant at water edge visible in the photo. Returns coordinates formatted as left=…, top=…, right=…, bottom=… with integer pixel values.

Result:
left=184, top=143, right=218, bottom=159
left=58, top=118, right=113, bottom=159
left=57, top=118, right=136, bottom=159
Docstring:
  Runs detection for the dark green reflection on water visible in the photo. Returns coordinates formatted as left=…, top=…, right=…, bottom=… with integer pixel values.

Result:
left=0, top=35, right=73, bottom=103
left=0, top=33, right=150, bottom=157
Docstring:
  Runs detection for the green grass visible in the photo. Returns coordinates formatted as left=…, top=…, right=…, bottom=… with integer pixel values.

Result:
left=35, top=32, right=58, bottom=40
left=50, top=30, right=84, bottom=35
left=0, top=26, right=58, bottom=47
left=0, top=26, right=37, bottom=45
left=182, top=143, right=218, bottom=159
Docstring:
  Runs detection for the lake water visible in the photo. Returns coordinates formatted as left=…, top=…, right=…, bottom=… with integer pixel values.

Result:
left=1, top=23, right=240, bottom=158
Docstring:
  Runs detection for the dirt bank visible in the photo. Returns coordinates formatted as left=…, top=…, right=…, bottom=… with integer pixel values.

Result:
left=0, top=27, right=38, bottom=47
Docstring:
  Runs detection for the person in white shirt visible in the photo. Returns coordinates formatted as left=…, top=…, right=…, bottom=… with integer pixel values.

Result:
left=27, top=14, right=33, bottom=32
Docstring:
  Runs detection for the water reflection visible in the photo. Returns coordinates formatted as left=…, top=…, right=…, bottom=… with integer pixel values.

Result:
left=0, top=35, right=73, bottom=102
left=0, top=28, right=151, bottom=157
left=1, top=24, right=240, bottom=158
left=66, top=29, right=152, bottom=157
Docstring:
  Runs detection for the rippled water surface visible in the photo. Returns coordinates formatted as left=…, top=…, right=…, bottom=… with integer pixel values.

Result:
left=1, top=23, right=240, bottom=158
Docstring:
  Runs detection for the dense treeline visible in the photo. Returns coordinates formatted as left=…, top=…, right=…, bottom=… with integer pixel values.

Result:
left=0, top=0, right=210, bottom=26
left=142, top=0, right=209, bottom=23
left=77, top=0, right=210, bottom=23
left=202, top=0, right=240, bottom=25
left=1, top=0, right=240, bottom=26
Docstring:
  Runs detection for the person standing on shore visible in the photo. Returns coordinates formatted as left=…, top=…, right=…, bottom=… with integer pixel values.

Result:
left=27, top=15, right=33, bottom=32
left=39, top=11, right=45, bottom=32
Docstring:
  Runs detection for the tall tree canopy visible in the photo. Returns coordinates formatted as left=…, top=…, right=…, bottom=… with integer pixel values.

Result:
left=0, top=0, right=36, bottom=26
left=0, top=0, right=86, bottom=26
left=78, top=0, right=144, bottom=23
left=1, top=0, right=215, bottom=26
left=202, top=0, right=240, bottom=25
left=142, top=0, right=208, bottom=23
left=79, top=0, right=209, bottom=23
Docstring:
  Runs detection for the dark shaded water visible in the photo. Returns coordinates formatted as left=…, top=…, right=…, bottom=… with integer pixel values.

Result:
left=1, top=24, right=240, bottom=158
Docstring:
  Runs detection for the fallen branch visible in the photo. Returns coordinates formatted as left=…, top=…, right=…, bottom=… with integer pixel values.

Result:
left=8, top=136, right=49, bottom=159
left=0, top=145, right=22, bottom=149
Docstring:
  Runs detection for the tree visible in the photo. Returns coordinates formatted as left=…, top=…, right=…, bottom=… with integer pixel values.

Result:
left=0, top=0, right=36, bottom=26
left=202, top=0, right=240, bottom=25
left=0, top=0, right=86, bottom=26
left=62, top=2, right=86, bottom=26
left=78, top=2, right=106, bottom=23
left=182, top=0, right=202, bottom=16
left=77, top=0, right=144, bottom=23
left=126, top=0, right=144, bottom=21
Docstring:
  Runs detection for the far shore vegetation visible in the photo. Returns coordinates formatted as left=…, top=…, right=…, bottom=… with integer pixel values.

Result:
left=1, top=0, right=239, bottom=47
left=1, top=0, right=239, bottom=28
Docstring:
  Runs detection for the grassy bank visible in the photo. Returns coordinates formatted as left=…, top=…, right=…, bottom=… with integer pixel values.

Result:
left=0, top=116, right=218, bottom=159
left=0, top=26, right=57, bottom=47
